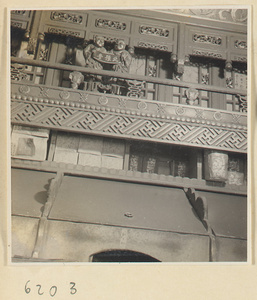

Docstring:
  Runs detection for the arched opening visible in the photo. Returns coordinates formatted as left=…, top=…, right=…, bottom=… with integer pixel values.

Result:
left=90, top=250, right=161, bottom=262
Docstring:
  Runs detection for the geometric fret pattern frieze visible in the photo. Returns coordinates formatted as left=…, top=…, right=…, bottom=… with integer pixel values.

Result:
left=11, top=83, right=248, bottom=127
left=11, top=100, right=247, bottom=153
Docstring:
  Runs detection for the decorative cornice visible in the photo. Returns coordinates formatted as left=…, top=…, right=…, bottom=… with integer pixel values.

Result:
left=10, top=83, right=247, bottom=127
left=11, top=98, right=247, bottom=153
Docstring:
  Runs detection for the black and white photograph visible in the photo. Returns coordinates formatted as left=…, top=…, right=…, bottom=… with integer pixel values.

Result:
left=10, top=7, right=249, bottom=263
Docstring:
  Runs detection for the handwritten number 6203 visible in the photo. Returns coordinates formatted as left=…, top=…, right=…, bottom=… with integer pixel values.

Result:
left=24, top=280, right=77, bottom=296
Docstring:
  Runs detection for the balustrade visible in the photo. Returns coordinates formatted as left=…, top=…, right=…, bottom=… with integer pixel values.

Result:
left=11, top=56, right=247, bottom=113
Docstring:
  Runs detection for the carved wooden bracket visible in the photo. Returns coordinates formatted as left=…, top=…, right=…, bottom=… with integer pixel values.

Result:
left=184, top=187, right=217, bottom=261
left=184, top=187, right=208, bottom=224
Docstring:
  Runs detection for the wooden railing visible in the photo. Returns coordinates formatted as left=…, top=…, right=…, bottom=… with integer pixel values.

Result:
left=11, top=57, right=247, bottom=95
left=11, top=56, right=247, bottom=113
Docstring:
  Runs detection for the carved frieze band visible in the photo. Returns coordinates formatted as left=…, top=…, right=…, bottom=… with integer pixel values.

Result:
left=10, top=83, right=247, bottom=126
left=47, top=26, right=82, bottom=37
left=138, top=41, right=168, bottom=51
left=193, top=34, right=222, bottom=45
left=93, top=35, right=123, bottom=44
left=192, top=49, right=223, bottom=59
left=95, top=18, right=126, bottom=31
left=139, top=25, right=169, bottom=37
left=11, top=101, right=247, bottom=152
left=50, top=11, right=83, bottom=24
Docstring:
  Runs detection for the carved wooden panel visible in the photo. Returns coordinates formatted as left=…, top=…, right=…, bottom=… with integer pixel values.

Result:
left=11, top=10, right=31, bottom=30
left=11, top=21, right=28, bottom=30
left=229, top=34, right=247, bottom=62
left=11, top=100, right=247, bottom=153
left=87, top=12, right=131, bottom=36
left=185, top=25, right=227, bottom=59
left=40, top=10, right=88, bottom=29
left=43, top=25, right=86, bottom=39
left=132, top=20, right=177, bottom=53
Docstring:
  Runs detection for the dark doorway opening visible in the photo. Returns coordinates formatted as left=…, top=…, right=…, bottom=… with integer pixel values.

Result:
left=91, top=250, right=160, bottom=262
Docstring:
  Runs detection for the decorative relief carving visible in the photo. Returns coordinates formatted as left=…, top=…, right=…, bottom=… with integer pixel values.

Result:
left=176, top=161, right=187, bottom=177
left=193, top=34, right=222, bottom=45
left=205, top=151, right=228, bottom=181
left=175, top=107, right=186, bottom=115
left=11, top=101, right=247, bottom=152
left=50, top=11, right=83, bottom=24
left=69, top=72, right=84, bottom=89
left=231, top=9, right=247, bottom=23
left=226, top=77, right=233, bottom=88
left=11, top=10, right=26, bottom=15
left=213, top=112, right=222, bottom=121
left=235, top=40, right=247, bottom=50
left=95, top=18, right=126, bottom=31
left=59, top=91, right=70, bottom=100
left=148, top=65, right=157, bottom=77
left=98, top=95, right=108, bottom=105
left=126, top=80, right=145, bottom=98
left=47, top=27, right=81, bottom=37
left=236, top=94, right=247, bottom=113
left=139, top=25, right=169, bottom=37
left=233, top=56, right=247, bottom=62
left=19, top=85, right=30, bottom=94
left=146, top=158, right=156, bottom=173
left=39, top=87, right=49, bottom=98
left=93, top=35, right=122, bottom=44
left=138, top=101, right=147, bottom=110
left=112, top=40, right=132, bottom=73
left=11, top=21, right=23, bottom=28
left=79, top=93, right=88, bottom=102
left=27, top=38, right=37, bottom=55
left=137, top=41, right=168, bottom=51
left=39, top=49, right=49, bottom=61
left=232, top=114, right=241, bottom=123
left=192, top=49, right=222, bottom=59
left=118, top=98, right=127, bottom=107
left=195, top=109, right=205, bottom=119
left=185, top=88, right=199, bottom=105
left=170, top=9, right=247, bottom=24
left=11, top=64, right=29, bottom=81
left=157, top=104, right=166, bottom=114
left=228, top=158, right=244, bottom=185
left=129, top=155, right=139, bottom=171
left=201, top=74, right=209, bottom=85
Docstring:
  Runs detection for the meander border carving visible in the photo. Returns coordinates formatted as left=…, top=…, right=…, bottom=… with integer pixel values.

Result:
left=11, top=99, right=247, bottom=153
